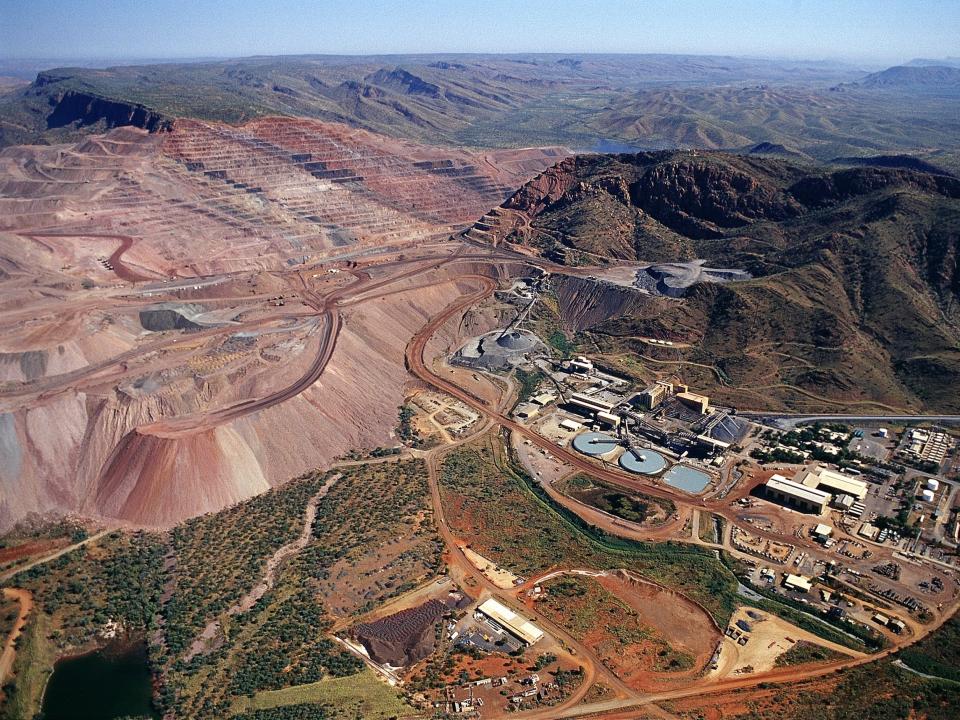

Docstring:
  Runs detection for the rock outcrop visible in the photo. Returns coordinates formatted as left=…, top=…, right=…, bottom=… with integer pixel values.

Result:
left=46, top=89, right=172, bottom=133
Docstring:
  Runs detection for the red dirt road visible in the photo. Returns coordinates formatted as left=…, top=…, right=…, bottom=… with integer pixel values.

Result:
left=20, top=231, right=153, bottom=282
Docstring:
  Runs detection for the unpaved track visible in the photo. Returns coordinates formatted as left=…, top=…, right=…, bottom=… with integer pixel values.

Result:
left=424, top=444, right=637, bottom=709
left=0, top=529, right=113, bottom=582
left=0, top=588, right=33, bottom=686
left=18, top=231, right=155, bottom=282
left=184, top=473, right=341, bottom=660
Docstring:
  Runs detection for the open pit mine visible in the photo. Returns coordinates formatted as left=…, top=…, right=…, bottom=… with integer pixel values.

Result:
left=0, top=117, right=566, bottom=529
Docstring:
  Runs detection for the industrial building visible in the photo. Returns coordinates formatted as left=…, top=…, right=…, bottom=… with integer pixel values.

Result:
left=596, top=410, right=621, bottom=428
left=566, top=392, right=617, bottom=416
left=676, top=390, right=710, bottom=414
left=514, top=405, right=539, bottom=420
left=813, top=523, right=833, bottom=542
left=636, top=381, right=673, bottom=410
left=783, top=574, right=813, bottom=593
left=568, top=356, right=594, bottom=374
left=763, top=474, right=830, bottom=514
left=531, top=392, right=557, bottom=406
left=800, top=467, right=868, bottom=501
left=476, top=599, right=544, bottom=646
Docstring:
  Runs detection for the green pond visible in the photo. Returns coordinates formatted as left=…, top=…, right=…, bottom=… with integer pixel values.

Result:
left=41, top=640, right=159, bottom=720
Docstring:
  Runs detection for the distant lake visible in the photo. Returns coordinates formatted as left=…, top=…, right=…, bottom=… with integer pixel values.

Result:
left=41, top=639, right=159, bottom=720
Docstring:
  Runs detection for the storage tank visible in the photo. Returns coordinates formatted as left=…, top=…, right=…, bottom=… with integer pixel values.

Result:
left=926, top=478, right=940, bottom=492
left=921, top=488, right=935, bottom=503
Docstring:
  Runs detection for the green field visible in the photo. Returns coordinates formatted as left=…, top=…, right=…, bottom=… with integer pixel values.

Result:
left=232, top=669, right=416, bottom=719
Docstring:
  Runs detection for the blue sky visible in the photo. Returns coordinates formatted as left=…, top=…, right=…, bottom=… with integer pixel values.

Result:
left=1, top=0, right=957, bottom=64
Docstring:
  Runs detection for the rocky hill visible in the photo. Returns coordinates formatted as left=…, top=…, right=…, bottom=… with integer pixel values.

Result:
left=475, top=152, right=960, bottom=412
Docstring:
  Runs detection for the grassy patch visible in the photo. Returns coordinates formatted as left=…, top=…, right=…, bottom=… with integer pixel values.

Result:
left=0, top=612, right=54, bottom=720
left=514, top=367, right=546, bottom=405
left=898, top=613, right=960, bottom=682
left=774, top=640, right=848, bottom=667
left=697, top=512, right=725, bottom=544
left=540, top=576, right=694, bottom=673
left=559, top=474, right=675, bottom=526
left=548, top=331, right=574, bottom=354
left=746, top=661, right=960, bottom=720
left=232, top=669, right=415, bottom=719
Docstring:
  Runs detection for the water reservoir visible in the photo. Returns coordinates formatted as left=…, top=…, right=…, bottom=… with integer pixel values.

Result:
left=662, top=465, right=711, bottom=494
left=42, top=640, right=159, bottom=720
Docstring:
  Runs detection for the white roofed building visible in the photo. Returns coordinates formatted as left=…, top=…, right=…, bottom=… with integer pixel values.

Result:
left=800, top=467, right=867, bottom=501
left=477, top=598, right=544, bottom=646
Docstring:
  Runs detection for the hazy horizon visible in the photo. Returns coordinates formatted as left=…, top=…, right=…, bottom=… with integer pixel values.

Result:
left=1, top=0, right=958, bottom=66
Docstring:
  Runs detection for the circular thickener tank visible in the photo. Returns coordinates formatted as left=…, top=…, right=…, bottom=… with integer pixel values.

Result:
left=926, top=478, right=940, bottom=492
left=921, top=489, right=935, bottom=503
left=572, top=431, right=619, bottom=457
left=618, top=447, right=668, bottom=475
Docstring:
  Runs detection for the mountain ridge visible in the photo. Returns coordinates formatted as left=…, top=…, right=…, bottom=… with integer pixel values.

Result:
left=472, top=151, right=960, bottom=412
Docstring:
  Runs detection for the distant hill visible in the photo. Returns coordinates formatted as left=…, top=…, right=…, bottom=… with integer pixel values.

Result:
left=854, top=65, right=960, bottom=91
left=906, top=57, right=960, bottom=68
left=748, top=142, right=806, bottom=159
left=471, top=151, right=960, bottom=412
left=833, top=154, right=954, bottom=177
left=0, top=53, right=857, bottom=148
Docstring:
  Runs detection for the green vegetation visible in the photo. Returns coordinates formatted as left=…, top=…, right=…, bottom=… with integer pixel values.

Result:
left=439, top=437, right=739, bottom=625
left=747, top=661, right=960, bottom=720
left=233, top=706, right=334, bottom=720
left=561, top=474, right=675, bottom=526
left=0, top=612, right=53, bottom=720
left=167, top=459, right=441, bottom=719
left=514, top=367, right=546, bottom=405
left=774, top=640, right=848, bottom=667
left=395, top=404, right=430, bottom=448
left=697, top=512, right=725, bottom=544
left=548, top=331, right=573, bottom=355
left=3, top=532, right=163, bottom=717
left=164, top=475, right=334, bottom=659
left=0, top=595, right=19, bottom=644
left=898, top=613, right=960, bottom=682
left=17, top=531, right=165, bottom=649
left=232, top=669, right=414, bottom=719
left=228, top=590, right=363, bottom=694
